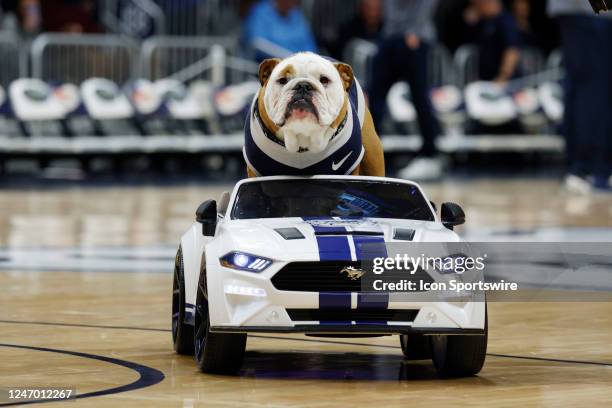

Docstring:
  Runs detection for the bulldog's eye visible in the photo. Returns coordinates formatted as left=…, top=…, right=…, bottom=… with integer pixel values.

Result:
left=320, top=76, right=330, bottom=85
left=277, top=77, right=288, bottom=85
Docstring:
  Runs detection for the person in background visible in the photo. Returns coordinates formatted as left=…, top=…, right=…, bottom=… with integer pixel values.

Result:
left=549, top=0, right=612, bottom=193
left=243, top=0, right=317, bottom=62
left=368, top=0, right=443, bottom=181
left=330, top=0, right=383, bottom=60
left=16, top=0, right=40, bottom=34
left=239, top=0, right=257, bottom=20
left=17, top=0, right=100, bottom=34
left=465, top=0, right=521, bottom=83
left=435, top=0, right=474, bottom=54
left=511, top=0, right=539, bottom=48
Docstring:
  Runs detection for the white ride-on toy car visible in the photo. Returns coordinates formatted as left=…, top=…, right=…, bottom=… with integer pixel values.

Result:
left=173, top=176, right=487, bottom=377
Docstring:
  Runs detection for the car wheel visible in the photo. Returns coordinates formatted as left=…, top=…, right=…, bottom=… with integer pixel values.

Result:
left=172, top=247, right=194, bottom=355
left=399, top=333, right=431, bottom=360
left=431, top=307, right=488, bottom=377
left=194, top=271, right=247, bottom=374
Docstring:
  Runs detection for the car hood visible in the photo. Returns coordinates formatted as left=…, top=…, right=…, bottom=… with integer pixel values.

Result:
left=217, top=217, right=458, bottom=261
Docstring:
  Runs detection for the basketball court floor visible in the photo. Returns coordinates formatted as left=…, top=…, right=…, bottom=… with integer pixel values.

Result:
left=1, top=178, right=611, bottom=407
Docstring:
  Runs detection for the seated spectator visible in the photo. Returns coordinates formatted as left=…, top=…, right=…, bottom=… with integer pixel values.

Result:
left=14, top=0, right=40, bottom=34
left=467, top=0, right=521, bottom=82
left=43, top=0, right=100, bottom=33
left=435, top=0, right=474, bottom=54
left=330, top=0, right=383, bottom=60
left=17, top=0, right=100, bottom=34
left=511, top=0, right=539, bottom=48
left=243, top=0, right=317, bottom=62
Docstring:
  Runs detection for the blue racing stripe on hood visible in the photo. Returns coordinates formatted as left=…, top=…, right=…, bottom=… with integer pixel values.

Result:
left=353, top=235, right=387, bottom=260
left=303, top=217, right=353, bottom=323
left=354, top=235, right=389, bottom=322
left=316, top=236, right=352, bottom=261
left=302, top=217, right=351, bottom=261
left=302, top=217, right=390, bottom=324
left=313, top=226, right=349, bottom=235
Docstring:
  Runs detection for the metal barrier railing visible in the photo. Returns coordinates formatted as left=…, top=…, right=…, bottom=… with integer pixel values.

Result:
left=519, top=46, right=546, bottom=79
left=455, top=44, right=547, bottom=87
left=342, top=39, right=378, bottom=89
left=429, top=44, right=458, bottom=87
left=454, top=44, right=479, bottom=87
left=23, top=31, right=561, bottom=92
left=343, top=39, right=458, bottom=89
left=28, top=33, right=254, bottom=85
left=547, top=49, right=563, bottom=70
left=140, top=36, right=243, bottom=84
left=0, top=33, right=26, bottom=87
left=31, top=33, right=139, bottom=83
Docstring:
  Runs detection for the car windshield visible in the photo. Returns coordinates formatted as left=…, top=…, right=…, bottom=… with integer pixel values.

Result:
left=231, top=179, right=434, bottom=221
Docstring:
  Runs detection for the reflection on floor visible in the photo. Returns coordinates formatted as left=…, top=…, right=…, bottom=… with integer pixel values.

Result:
left=0, top=179, right=611, bottom=406
left=1, top=179, right=611, bottom=249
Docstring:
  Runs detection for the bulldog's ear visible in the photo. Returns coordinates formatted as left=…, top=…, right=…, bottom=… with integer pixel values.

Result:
left=334, top=62, right=354, bottom=91
left=258, top=58, right=281, bottom=86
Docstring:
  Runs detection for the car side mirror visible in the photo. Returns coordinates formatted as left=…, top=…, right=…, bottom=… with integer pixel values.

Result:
left=441, top=202, right=465, bottom=230
left=196, top=200, right=217, bottom=236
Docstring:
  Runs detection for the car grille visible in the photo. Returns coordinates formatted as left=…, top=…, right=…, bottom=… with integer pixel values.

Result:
left=271, top=261, right=434, bottom=292
left=287, top=309, right=418, bottom=323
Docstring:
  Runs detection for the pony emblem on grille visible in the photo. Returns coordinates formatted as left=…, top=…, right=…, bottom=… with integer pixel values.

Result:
left=340, top=266, right=365, bottom=280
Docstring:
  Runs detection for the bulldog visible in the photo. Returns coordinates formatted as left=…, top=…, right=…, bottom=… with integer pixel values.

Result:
left=244, top=52, right=385, bottom=177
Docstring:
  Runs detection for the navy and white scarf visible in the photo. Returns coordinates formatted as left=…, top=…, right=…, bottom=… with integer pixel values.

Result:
left=244, top=79, right=366, bottom=176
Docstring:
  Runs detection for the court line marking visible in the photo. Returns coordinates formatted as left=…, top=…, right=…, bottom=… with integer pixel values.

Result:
left=0, top=319, right=168, bottom=333
left=485, top=353, right=612, bottom=368
left=0, top=343, right=165, bottom=407
left=1, top=319, right=611, bottom=368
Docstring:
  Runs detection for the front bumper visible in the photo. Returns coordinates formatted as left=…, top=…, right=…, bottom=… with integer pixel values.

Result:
left=211, top=325, right=485, bottom=335
left=206, top=263, right=486, bottom=333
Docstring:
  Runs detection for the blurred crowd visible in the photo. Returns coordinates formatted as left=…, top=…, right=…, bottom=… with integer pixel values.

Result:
left=240, top=0, right=559, bottom=71
left=238, top=0, right=560, bottom=179
left=0, top=0, right=609, bottom=191
left=240, top=0, right=611, bottom=190
left=0, top=0, right=100, bottom=34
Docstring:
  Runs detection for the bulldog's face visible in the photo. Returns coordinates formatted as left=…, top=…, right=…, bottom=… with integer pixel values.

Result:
left=258, top=52, right=354, bottom=153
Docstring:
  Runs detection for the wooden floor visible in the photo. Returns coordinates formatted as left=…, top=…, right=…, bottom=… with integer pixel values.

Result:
left=1, top=179, right=611, bottom=407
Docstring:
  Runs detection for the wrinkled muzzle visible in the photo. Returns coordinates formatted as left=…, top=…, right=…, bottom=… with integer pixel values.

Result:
left=284, top=81, right=319, bottom=124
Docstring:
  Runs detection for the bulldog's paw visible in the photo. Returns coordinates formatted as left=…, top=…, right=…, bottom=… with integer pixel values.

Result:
left=308, top=132, right=326, bottom=153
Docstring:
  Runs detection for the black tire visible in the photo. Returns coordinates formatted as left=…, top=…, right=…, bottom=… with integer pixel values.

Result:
left=431, top=307, right=488, bottom=377
left=400, top=334, right=432, bottom=360
left=172, top=247, right=194, bottom=355
left=194, top=270, right=247, bottom=374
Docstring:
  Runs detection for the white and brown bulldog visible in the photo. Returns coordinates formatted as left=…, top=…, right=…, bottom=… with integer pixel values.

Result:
left=244, top=52, right=384, bottom=177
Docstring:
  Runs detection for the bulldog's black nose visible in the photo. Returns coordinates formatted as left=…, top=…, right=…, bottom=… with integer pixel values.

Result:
left=293, top=82, right=314, bottom=93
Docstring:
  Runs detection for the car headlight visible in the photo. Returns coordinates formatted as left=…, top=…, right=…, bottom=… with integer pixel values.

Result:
left=220, top=252, right=272, bottom=272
